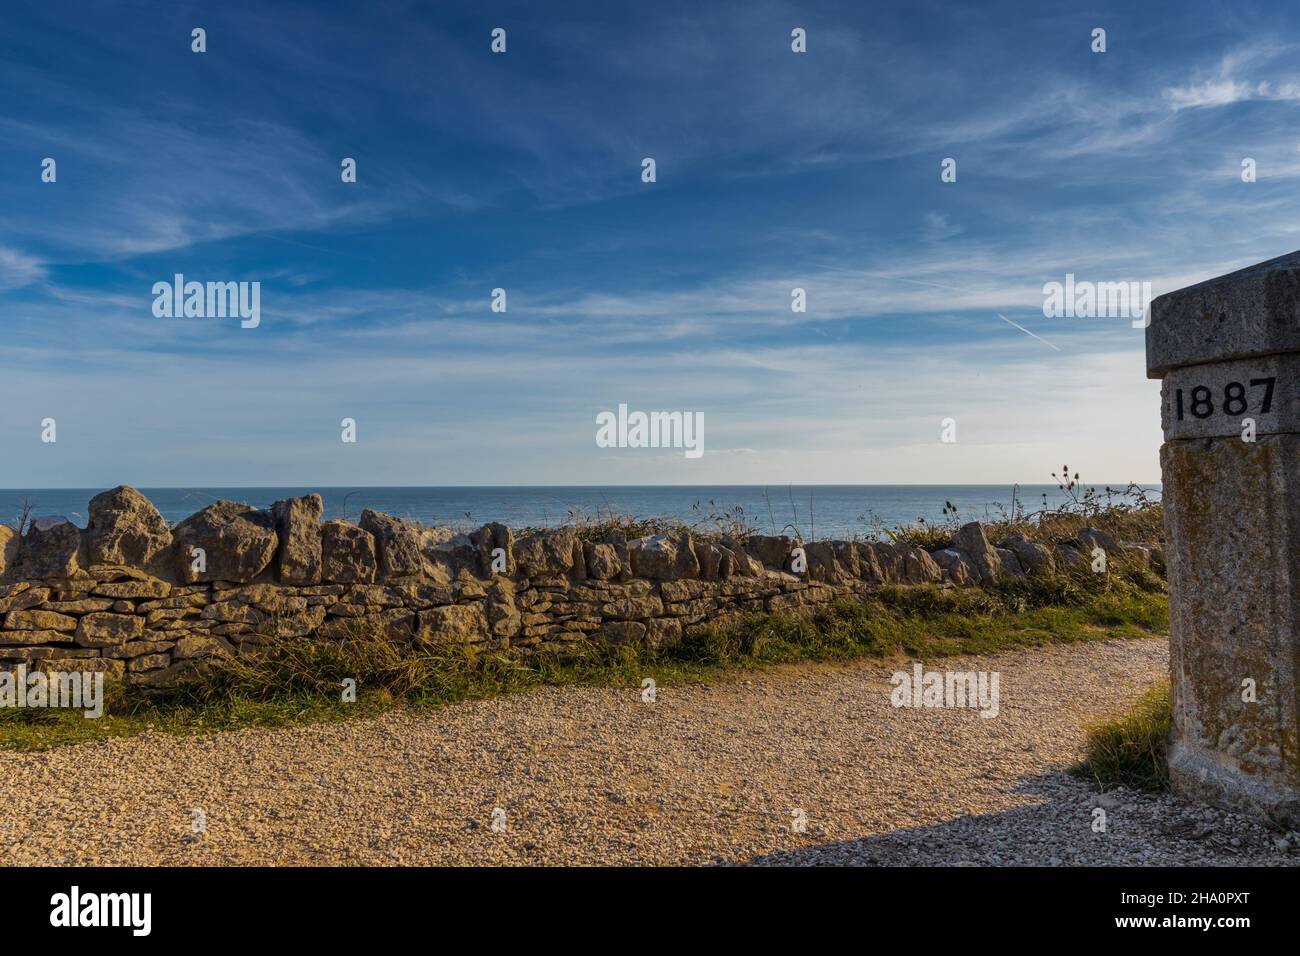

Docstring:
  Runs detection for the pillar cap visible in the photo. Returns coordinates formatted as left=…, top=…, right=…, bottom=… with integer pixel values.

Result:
left=1147, top=249, right=1300, bottom=379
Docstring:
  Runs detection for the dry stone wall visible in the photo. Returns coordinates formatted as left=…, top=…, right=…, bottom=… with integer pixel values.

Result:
left=0, top=486, right=1161, bottom=687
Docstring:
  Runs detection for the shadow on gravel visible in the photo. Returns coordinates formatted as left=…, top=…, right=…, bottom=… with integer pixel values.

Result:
left=734, top=771, right=1294, bottom=867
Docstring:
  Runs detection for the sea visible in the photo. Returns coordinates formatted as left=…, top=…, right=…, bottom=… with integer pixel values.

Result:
left=0, top=485, right=1161, bottom=540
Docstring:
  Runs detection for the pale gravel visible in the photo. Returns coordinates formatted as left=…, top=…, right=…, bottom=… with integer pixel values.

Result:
left=1, top=637, right=1295, bottom=866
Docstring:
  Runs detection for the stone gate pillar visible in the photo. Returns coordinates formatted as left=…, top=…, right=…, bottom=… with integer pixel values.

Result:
left=1148, top=250, right=1300, bottom=823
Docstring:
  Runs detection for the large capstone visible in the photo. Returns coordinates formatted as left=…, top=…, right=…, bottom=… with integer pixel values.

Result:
left=321, top=520, right=377, bottom=583
left=271, top=493, right=324, bottom=585
left=172, top=501, right=278, bottom=584
left=84, top=485, right=173, bottom=568
left=18, top=517, right=82, bottom=579
left=359, top=510, right=423, bottom=580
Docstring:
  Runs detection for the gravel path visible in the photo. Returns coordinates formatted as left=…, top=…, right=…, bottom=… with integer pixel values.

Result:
left=1, top=636, right=1295, bottom=866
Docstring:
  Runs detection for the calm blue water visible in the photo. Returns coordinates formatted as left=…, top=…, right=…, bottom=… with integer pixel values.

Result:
left=0, top=485, right=1160, bottom=540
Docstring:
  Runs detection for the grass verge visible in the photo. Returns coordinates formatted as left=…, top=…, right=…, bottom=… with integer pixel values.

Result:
left=0, top=570, right=1168, bottom=751
left=1073, top=682, right=1172, bottom=792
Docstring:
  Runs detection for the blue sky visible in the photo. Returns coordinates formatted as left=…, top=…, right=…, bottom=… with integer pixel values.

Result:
left=2, top=0, right=1299, bottom=487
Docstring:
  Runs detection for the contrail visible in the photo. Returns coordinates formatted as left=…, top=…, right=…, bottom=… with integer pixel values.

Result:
left=997, top=313, right=1061, bottom=351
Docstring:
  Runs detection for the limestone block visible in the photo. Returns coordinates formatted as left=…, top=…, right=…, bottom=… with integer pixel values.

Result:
left=1148, top=250, right=1300, bottom=378
left=1160, top=435, right=1300, bottom=820
left=320, top=521, right=377, bottom=584
left=628, top=531, right=699, bottom=580
left=951, top=522, right=1000, bottom=584
left=418, top=604, right=488, bottom=644
left=271, top=493, right=323, bottom=585
left=18, top=517, right=81, bottom=579
left=85, top=485, right=173, bottom=567
left=358, top=511, right=422, bottom=579
left=172, top=501, right=278, bottom=583
left=513, top=530, right=577, bottom=578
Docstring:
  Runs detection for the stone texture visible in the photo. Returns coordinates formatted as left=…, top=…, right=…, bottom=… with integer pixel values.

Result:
left=1054, top=542, right=1087, bottom=571
left=804, top=541, right=859, bottom=584
left=76, top=612, right=145, bottom=647
left=421, top=529, right=481, bottom=583
left=995, top=548, right=1025, bottom=580
left=485, top=578, right=521, bottom=639
left=900, top=547, right=943, bottom=585
left=18, top=517, right=81, bottom=579
left=172, top=501, right=278, bottom=584
left=629, top=531, right=699, bottom=580
left=720, top=538, right=763, bottom=577
left=0, top=628, right=73, bottom=646
left=200, top=600, right=267, bottom=625
left=418, top=604, right=489, bottom=645
left=951, top=522, right=1000, bottom=585
left=46, top=598, right=115, bottom=614
left=1161, top=435, right=1300, bottom=822
left=583, top=542, right=622, bottom=581
left=173, top=635, right=235, bottom=660
left=1002, top=533, right=1055, bottom=575
left=129, top=653, right=171, bottom=672
left=0, top=525, right=17, bottom=578
left=853, top=543, right=886, bottom=585
left=601, top=620, right=646, bottom=644
left=320, top=521, right=376, bottom=584
left=868, top=542, right=905, bottom=583
left=600, top=594, right=664, bottom=620
left=1077, top=527, right=1121, bottom=563
left=319, top=608, right=412, bottom=642
left=470, top=522, right=513, bottom=575
left=513, top=530, right=577, bottom=578
left=0, top=645, right=97, bottom=658
left=930, top=549, right=975, bottom=586
left=357, top=511, right=424, bottom=580
left=1148, top=249, right=1300, bottom=378
left=5, top=609, right=76, bottom=631
left=266, top=607, right=328, bottom=639
left=105, top=640, right=175, bottom=660
left=745, top=535, right=793, bottom=569
left=1122, top=542, right=1154, bottom=568
left=28, top=657, right=126, bottom=681
left=644, top=618, right=682, bottom=648
left=271, top=494, right=323, bottom=585
left=92, top=577, right=170, bottom=599
left=84, top=485, right=172, bottom=568
left=0, top=586, right=49, bottom=614
left=129, top=662, right=192, bottom=687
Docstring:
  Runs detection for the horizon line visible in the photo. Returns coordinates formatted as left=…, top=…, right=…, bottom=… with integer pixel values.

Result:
left=0, top=481, right=1164, bottom=491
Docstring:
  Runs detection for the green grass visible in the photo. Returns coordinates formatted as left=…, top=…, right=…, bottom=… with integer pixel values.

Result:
left=1073, top=683, right=1173, bottom=792
left=886, top=483, right=1164, bottom=553
left=0, top=569, right=1168, bottom=751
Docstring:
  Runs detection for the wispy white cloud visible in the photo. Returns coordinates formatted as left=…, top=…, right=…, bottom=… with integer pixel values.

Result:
left=1165, top=78, right=1257, bottom=110
left=1163, top=44, right=1300, bottom=110
left=0, top=248, right=46, bottom=290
